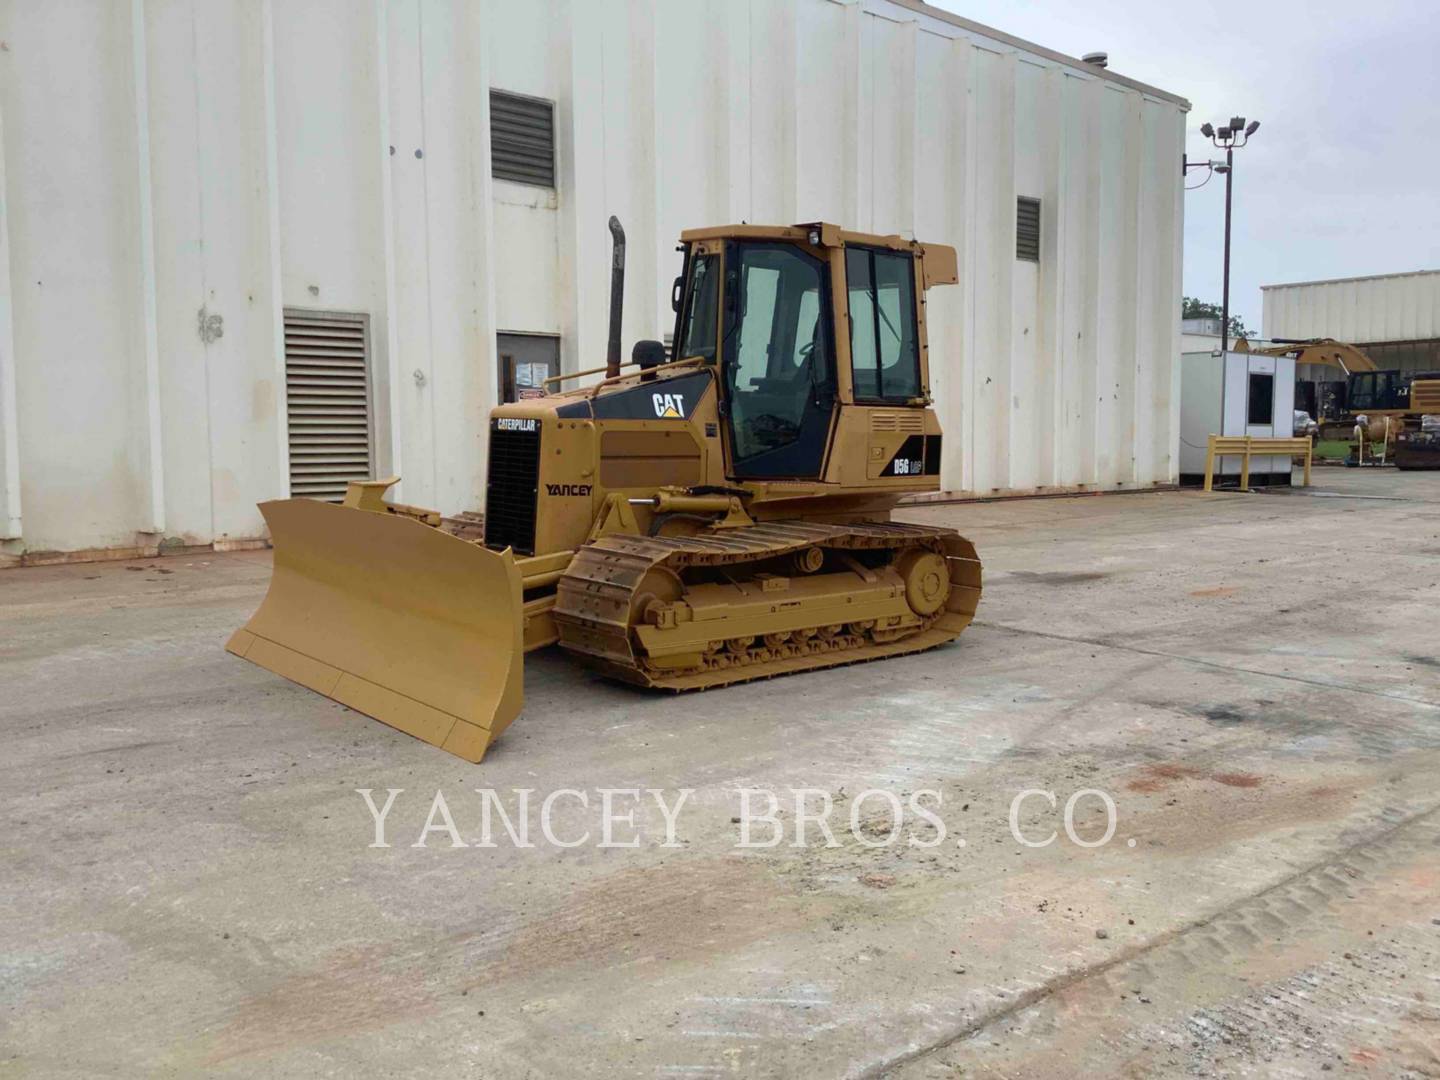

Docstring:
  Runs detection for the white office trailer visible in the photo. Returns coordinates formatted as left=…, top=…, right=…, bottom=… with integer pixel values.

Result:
left=1179, top=351, right=1296, bottom=484
left=0, top=0, right=1187, bottom=561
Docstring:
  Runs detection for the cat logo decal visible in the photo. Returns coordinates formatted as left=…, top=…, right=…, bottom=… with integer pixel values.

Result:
left=652, top=392, right=686, bottom=419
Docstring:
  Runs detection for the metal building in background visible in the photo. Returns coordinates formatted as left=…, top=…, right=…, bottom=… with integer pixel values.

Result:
left=0, top=0, right=1187, bottom=561
left=1263, top=270, right=1440, bottom=373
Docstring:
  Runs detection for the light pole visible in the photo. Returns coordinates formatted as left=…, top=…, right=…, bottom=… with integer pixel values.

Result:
left=1199, top=117, right=1260, bottom=354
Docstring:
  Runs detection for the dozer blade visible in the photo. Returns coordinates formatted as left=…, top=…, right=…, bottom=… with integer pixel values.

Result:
left=226, top=498, right=524, bottom=763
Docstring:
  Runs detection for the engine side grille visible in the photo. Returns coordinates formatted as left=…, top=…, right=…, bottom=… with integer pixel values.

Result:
left=870, top=409, right=925, bottom=434
left=484, top=422, right=541, bottom=555
left=1412, top=380, right=1440, bottom=413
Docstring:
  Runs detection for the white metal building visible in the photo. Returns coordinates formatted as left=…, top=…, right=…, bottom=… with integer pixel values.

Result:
left=0, top=0, right=1187, bottom=561
left=1263, top=270, right=1440, bottom=374
left=1181, top=316, right=1223, bottom=356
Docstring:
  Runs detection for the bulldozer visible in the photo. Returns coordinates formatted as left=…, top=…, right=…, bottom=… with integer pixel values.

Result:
left=227, top=219, right=982, bottom=762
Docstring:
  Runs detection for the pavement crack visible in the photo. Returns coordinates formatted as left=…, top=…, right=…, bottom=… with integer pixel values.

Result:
left=860, top=798, right=1440, bottom=1079
left=973, top=620, right=1440, bottom=710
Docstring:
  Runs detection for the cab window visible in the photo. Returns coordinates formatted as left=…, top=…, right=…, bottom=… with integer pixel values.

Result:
left=678, top=253, right=719, bottom=361
left=847, top=247, right=920, bottom=401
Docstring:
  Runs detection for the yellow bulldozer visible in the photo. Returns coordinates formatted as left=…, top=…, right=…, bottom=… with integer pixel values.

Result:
left=227, top=219, right=982, bottom=762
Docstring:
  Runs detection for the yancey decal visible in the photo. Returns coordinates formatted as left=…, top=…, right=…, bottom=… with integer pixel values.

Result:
left=652, top=392, right=686, bottom=419
left=545, top=483, right=593, bottom=497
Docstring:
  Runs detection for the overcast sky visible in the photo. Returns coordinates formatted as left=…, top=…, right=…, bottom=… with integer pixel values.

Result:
left=930, top=0, right=1439, bottom=335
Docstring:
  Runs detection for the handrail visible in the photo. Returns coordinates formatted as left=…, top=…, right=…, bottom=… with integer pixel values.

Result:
left=543, top=359, right=638, bottom=387
left=542, top=355, right=710, bottom=396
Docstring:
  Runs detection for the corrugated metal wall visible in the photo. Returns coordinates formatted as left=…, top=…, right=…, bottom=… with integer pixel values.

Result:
left=0, top=0, right=1186, bottom=558
left=1263, top=271, right=1440, bottom=346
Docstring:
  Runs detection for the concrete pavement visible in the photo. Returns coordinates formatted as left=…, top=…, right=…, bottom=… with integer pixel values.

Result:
left=3, top=469, right=1439, bottom=1077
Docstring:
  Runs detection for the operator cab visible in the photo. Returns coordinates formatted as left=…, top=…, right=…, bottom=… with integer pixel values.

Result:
left=669, top=224, right=940, bottom=481
left=1347, top=369, right=1440, bottom=413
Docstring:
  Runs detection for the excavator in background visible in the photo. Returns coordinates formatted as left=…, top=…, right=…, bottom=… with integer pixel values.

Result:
left=1235, top=336, right=1379, bottom=377
left=1237, top=337, right=1377, bottom=441
left=227, top=219, right=982, bottom=763
left=1237, top=337, right=1440, bottom=453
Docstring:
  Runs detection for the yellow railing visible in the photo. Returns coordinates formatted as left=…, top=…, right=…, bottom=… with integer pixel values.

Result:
left=1203, top=435, right=1313, bottom=493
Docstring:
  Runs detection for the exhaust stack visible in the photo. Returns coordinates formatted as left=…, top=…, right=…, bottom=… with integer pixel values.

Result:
left=606, top=216, right=626, bottom=378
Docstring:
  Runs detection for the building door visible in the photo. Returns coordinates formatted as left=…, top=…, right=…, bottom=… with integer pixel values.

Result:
left=497, top=333, right=559, bottom=403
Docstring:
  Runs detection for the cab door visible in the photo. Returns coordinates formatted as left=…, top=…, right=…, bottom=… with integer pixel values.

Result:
left=719, top=241, right=836, bottom=479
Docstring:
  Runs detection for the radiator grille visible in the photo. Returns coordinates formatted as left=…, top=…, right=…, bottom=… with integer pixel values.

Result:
left=490, top=90, right=555, bottom=188
left=284, top=310, right=372, bottom=501
left=484, top=423, right=541, bottom=555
